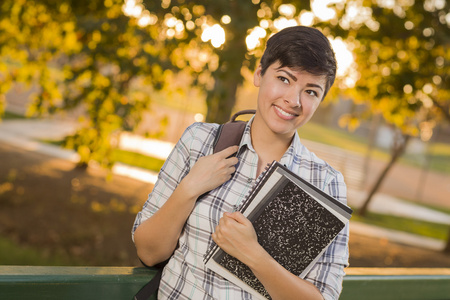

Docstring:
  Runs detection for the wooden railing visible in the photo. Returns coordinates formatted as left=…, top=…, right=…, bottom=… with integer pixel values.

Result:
left=1, top=266, right=449, bottom=300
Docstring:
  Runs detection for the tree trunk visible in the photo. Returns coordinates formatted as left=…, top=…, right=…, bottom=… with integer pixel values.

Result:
left=204, top=15, right=250, bottom=124
left=431, top=99, right=450, bottom=123
left=358, top=132, right=411, bottom=217
left=205, top=76, right=240, bottom=124
left=361, top=114, right=381, bottom=189
left=444, top=227, right=450, bottom=254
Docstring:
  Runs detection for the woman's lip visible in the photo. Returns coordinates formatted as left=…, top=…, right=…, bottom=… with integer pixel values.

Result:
left=273, top=105, right=298, bottom=119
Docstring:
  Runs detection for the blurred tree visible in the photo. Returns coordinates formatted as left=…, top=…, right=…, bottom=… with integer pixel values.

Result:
left=0, top=0, right=173, bottom=168
left=3, top=0, right=447, bottom=207
left=2, top=0, right=449, bottom=249
left=135, top=0, right=313, bottom=123
left=0, top=0, right=318, bottom=167
left=324, top=1, right=450, bottom=217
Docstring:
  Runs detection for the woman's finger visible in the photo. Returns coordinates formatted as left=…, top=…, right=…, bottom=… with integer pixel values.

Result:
left=216, top=145, right=239, bottom=159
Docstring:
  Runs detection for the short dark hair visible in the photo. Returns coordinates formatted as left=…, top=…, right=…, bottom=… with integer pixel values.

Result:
left=260, top=26, right=337, bottom=99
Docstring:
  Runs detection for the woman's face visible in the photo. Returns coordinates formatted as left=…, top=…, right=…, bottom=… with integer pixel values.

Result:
left=253, top=61, right=326, bottom=139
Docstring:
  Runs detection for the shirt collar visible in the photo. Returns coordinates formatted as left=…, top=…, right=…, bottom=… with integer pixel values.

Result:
left=238, top=116, right=302, bottom=168
left=280, top=131, right=302, bottom=168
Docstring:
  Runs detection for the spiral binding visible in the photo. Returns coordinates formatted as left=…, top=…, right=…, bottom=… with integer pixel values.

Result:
left=237, top=161, right=277, bottom=214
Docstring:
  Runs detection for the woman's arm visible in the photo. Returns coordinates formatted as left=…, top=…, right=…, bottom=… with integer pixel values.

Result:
left=212, top=212, right=324, bottom=300
left=134, top=146, right=239, bottom=267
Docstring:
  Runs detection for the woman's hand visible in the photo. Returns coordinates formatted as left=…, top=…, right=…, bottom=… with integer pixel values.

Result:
left=212, top=211, right=263, bottom=266
left=212, top=211, right=324, bottom=300
left=182, top=146, right=239, bottom=198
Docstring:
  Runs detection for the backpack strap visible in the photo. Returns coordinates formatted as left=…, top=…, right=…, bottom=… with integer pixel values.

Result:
left=133, top=268, right=162, bottom=300
left=133, top=258, right=169, bottom=300
left=213, top=109, right=256, bottom=154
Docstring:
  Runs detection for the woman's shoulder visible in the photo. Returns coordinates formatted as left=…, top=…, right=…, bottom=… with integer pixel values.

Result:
left=179, top=122, right=221, bottom=154
left=186, top=121, right=220, bottom=131
left=183, top=122, right=220, bottom=139
left=294, top=143, right=343, bottom=178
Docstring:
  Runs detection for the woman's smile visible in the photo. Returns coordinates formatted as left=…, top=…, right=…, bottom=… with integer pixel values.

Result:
left=273, top=105, right=299, bottom=120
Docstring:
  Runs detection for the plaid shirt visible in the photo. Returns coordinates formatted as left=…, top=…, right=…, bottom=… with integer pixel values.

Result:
left=132, top=118, right=349, bottom=300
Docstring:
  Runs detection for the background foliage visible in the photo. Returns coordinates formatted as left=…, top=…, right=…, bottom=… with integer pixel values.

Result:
left=0, top=0, right=449, bottom=173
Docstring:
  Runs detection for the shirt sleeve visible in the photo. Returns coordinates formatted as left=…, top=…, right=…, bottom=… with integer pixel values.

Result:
left=131, top=122, right=206, bottom=242
left=304, top=171, right=350, bottom=300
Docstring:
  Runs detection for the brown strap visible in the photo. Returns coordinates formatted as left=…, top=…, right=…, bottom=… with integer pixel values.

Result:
left=213, top=110, right=256, bottom=154
left=230, top=109, right=257, bottom=122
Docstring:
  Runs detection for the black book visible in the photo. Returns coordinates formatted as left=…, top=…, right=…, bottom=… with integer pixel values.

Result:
left=204, top=161, right=352, bottom=299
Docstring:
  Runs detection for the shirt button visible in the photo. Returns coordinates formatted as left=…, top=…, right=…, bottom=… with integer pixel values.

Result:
left=247, top=178, right=253, bottom=183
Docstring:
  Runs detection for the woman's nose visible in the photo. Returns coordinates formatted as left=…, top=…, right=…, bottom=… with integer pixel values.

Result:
left=284, top=89, right=301, bottom=107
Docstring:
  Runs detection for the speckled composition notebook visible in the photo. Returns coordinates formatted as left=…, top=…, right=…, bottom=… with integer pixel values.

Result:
left=204, top=161, right=353, bottom=299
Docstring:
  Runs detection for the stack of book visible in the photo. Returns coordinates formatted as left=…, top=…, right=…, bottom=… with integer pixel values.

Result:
left=204, top=161, right=352, bottom=299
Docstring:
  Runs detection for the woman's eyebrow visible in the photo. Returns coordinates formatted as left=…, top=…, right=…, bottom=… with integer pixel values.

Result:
left=306, top=83, right=324, bottom=92
left=277, top=69, right=325, bottom=91
left=278, top=69, right=298, bottom=82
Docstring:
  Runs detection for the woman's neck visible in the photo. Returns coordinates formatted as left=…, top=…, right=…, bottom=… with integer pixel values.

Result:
left=250, top=117, right=293, bottom=176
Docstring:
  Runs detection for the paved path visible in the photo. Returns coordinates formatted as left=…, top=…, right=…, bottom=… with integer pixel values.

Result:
left=0, top=118, right=449, bottom=251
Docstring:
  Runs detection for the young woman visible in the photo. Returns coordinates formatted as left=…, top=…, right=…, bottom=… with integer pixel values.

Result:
left=132, top=26, right=349, bottom=300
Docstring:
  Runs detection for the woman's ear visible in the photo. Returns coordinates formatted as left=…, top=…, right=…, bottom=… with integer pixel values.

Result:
left=253, top=65, right=262, bottom=87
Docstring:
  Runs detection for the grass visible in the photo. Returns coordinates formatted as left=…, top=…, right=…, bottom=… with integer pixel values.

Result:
left=111, top=149, right=165, bottom=172
left=1, top=111, right=27, bottom=120
left=300, top=121, right=450, bottom=175
left=351, top=209, right=449, bottom=241
left=300, top=122, right=376, bottom=156
left=0, top=236, right=84, bottom=266
left=403, top=200, right=450, bottom=216
left=401, top=142, right=450, bottom=175
left=42, top=140, right=165, bottom=173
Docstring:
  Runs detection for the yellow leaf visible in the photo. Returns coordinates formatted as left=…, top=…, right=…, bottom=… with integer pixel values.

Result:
left=92, top=30, right=102, bottom=42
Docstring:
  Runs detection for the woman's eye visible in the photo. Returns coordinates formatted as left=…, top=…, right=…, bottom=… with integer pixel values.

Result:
left=306, top=90, right=318, bottom=97
left=278, top=76, right=289, bottom=84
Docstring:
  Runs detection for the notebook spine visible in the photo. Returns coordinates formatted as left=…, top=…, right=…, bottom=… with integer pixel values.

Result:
left=238, top=161, right=276, bottom=214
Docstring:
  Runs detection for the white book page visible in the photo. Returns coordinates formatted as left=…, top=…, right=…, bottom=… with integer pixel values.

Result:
left=241, top=171, right=283, bottom=218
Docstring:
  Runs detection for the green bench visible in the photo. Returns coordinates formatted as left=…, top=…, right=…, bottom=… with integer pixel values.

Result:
left=342, top=268, right=450, bottom=300
left=1, top=266, right=449, bottom=299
